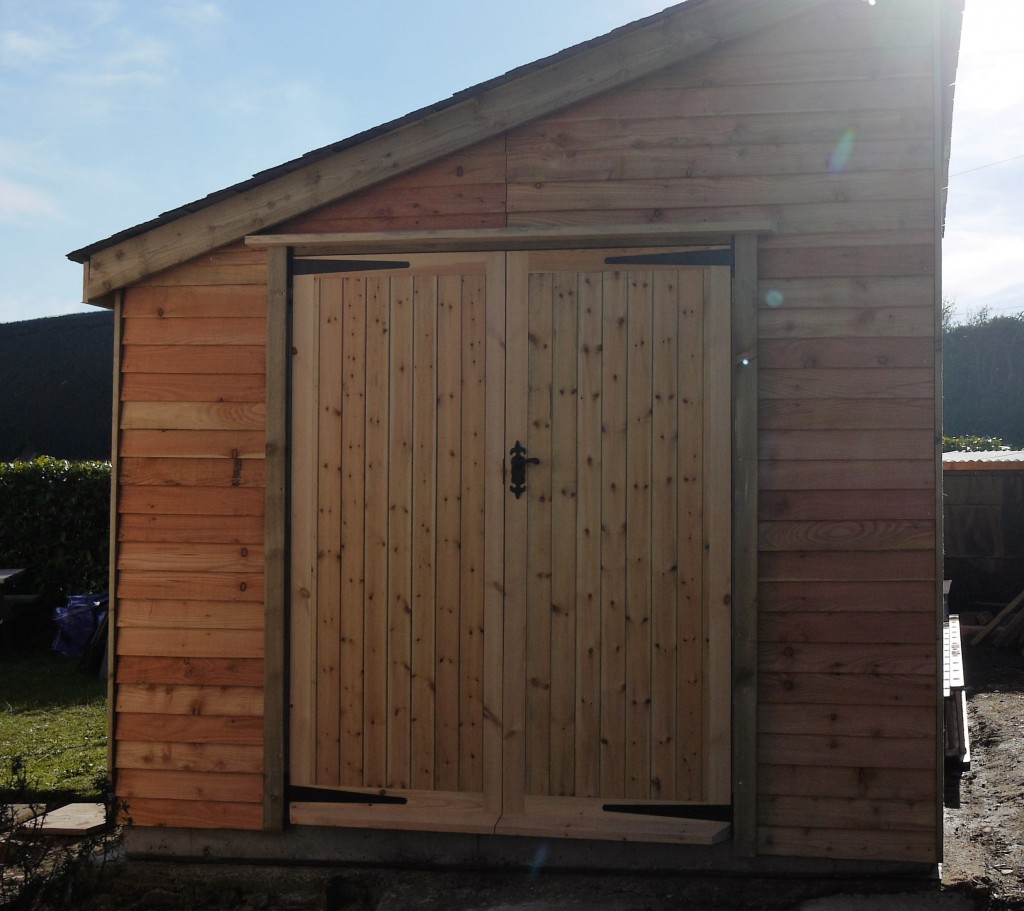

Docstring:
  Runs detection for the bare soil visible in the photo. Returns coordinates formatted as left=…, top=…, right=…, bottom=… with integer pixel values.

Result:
left=13, top=643, right=1024, bottom=910
left=942, top=643, right=1024, bottom=908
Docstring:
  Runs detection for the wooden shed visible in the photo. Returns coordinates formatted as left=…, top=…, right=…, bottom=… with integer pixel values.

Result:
left=68, top=0, right=962, bottom=871
left=944, top=451, right=1024, bottom=612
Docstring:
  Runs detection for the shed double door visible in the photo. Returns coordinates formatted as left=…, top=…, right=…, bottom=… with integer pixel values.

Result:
left=289, top=248, right=732, bottom=843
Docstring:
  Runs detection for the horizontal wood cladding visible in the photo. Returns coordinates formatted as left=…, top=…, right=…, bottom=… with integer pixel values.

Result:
left=760, top=764, right=936, bottom=801
left=758, top=826, right=936, bottom=864
left=759, top=581, right=935, bottom=613
left=118, top=656, right=263, bottom=686
left=121, top=402, right=265, bottom=432
left=103, top=0, right=943, bottom=859
left=117, top=627, right=264, bottom=657
left=759, top=703, right=935, bottom=740
left=760, top=612, right=934, bottom=645
left=758, top=733, right=933, bottom=770
left=761, top=794, right=934, bottom=832
left=117, top=713, right=263, bottom=745
left=122, top=346, right=265, bottom=375
left=117, top=599, right=263, bottom=629
left=119, top=487, right=264, bottom=516
left=760, top=640, right=934, bottom=677
left=120, top=458, right=266, bottom=488
left=120, top=430, right=265, bottom=460
left=121, top=374, right=266, bottom=403
left=278, top=138, right=507, bottom=235
left=760, top=673, right=936, bottom=708
left=122, top=285, right=266, bottom=319
left=117, top=741, right=263, bottom=775
left=119, top=514, right=263, bottom=544
left=760, top=490, right=935, bottom=521
left=134, top=246, right=267, bottom=288
left=117, top=268, right=268, bottom=831
left=120, top=766, right=265, bottom=811
left=122, top=797, right=263, bottom=830
left=759, top=551, right=934, bottom=582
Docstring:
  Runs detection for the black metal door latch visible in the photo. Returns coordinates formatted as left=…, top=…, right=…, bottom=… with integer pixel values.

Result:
left=509, top=440, right=539, bottom=499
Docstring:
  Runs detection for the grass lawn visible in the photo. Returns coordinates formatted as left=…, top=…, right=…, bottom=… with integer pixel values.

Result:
left=0, top=622, right=107, bottom=801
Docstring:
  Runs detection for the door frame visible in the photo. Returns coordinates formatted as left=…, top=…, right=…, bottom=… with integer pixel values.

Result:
left=259, top=224, right=762, bottom=852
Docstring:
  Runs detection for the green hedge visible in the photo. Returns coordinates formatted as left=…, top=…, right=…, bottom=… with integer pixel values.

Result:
left=942, top=435, right=1009, bottom=453
left=0, top=458, right=110, bottom=604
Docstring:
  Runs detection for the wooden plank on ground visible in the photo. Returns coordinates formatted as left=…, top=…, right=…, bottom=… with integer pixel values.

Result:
left=972, top=587, right=1024, bottom=645
left=29, top=804, right=105, bottom=836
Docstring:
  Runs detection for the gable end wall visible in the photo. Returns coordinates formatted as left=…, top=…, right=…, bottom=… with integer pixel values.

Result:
left=110, top=0, right=943, bottom=861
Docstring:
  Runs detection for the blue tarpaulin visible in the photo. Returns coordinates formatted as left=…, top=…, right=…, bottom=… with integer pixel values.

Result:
left=51, top=593, right=108, bottom=658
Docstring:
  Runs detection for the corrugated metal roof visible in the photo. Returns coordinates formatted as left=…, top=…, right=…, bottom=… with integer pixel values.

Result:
left=943, top=450, right=1024, bottom=470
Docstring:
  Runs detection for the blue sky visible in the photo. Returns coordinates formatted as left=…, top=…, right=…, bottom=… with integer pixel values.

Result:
left=0, top=0, right=1020, bottom=325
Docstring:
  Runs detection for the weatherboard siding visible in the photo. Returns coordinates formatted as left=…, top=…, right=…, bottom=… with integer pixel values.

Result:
left=502, top=1, right=940, bottom=862
left=109, top=0, right=942, bottom=861
left=115, top=249, right=268, bottom=830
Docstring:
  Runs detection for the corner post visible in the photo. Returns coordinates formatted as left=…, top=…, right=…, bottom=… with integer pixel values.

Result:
left=264, top=245, right=290, bottom=831
left=731, top=233, right=759, bottom=856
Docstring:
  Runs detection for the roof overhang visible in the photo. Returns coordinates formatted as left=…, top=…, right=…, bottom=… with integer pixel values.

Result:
left=68, top=0, right=828, bottom=302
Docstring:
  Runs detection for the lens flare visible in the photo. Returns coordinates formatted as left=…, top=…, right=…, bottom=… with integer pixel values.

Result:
left=828, top=128, right=856, bottom=174
left=529, top=842, right=550, bottom=877
left=764, top=289, right=784, bottom=309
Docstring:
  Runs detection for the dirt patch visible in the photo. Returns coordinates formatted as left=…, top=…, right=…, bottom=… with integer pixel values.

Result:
left=15, top=643, right=1024, bottom=909
left=942, top=644, right=1024, bottom=908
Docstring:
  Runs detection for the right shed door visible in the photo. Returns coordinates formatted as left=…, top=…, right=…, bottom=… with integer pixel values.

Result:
left=498, top=250, right=732, bottom=842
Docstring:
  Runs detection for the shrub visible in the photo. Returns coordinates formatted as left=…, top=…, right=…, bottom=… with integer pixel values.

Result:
left=942, top=435, right=1010, bottom=453
left=0, top=458, right=110, bottom=604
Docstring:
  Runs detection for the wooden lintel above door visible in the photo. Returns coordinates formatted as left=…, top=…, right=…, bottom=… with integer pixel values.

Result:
left=245, top=219, right=777, bottom=256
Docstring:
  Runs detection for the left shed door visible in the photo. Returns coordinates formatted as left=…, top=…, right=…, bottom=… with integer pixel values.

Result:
left=289, top=252, right=506, bottom=832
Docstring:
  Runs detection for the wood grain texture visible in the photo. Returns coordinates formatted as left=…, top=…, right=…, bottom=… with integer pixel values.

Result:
left=116, top=271, right=270, bottom=831
left=103, top=0, right=946, bottom=861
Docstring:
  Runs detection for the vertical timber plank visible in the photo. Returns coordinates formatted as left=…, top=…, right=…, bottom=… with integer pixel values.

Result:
left=483, top=252, right=506, bottom=817
left=387, top=274, right=414, bottom=789
left=677, top=269, right=704, bottom=799
left=411, top=275, right=438, bottom=790
left=503, top=251, right=530, bottom=816
left=600, top=268, right=628, bottom=799
left=625, top=271, right=653, bottom=799
left=108, top=291, right=124, bottom=781
left=574, top=271, right=603, bottom=798
left=526, top=271, right=553, bottom=796
left=363, top=275, right=390, bottom=788
left=732, top=235, right=759, bottom=855
left=550, top=271, right=578, bottom=797
left=704, top=265, right=733, bottom=805
left=289, top=274, right=319, bottom=787
left=436, top=273, right=462, bottom=791
left=650, top=270, right=679, bottom=800
left=340, top=278, right=367, bottom=786
left=316, top=278, right=343, bottom=785
left=459, top=273, right=487, bottom=792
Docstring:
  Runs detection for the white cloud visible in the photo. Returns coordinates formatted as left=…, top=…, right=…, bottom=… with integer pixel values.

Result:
left=0, top=175, right=62, bottom=224
left=75, top=1, right=122, bottom=28
left=0, top=26, right=75, bottom=69
left=163, top=0, right=227, bottom=29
